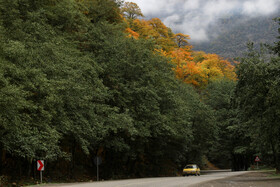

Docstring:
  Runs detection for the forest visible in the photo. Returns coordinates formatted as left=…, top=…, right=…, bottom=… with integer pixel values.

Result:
left=0, top=0, right=279, bottom=185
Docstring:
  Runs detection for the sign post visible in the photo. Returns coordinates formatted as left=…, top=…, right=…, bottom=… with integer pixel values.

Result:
left=37, top=160, right=44, bottom=184
left=255, top=156, right=260, bottom=169
left=94, top=156, right=102, bottom=181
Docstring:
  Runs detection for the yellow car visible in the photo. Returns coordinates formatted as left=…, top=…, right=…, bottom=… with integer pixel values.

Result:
left=183, top=164, right=200, bottom=176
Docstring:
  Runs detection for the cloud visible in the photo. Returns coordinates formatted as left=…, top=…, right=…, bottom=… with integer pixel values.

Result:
left=183, top=0, right=200, bottom=11
left=242, top=0, right=279, bottom=16
left=128, top=0, right=280, bottom=42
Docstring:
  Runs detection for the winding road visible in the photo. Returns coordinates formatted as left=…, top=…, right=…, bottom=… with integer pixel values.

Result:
left=41, top=170, right=248, bottom=187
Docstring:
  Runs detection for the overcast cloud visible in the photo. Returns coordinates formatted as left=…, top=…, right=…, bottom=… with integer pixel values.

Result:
left=128, top=0, right=280, bottom=41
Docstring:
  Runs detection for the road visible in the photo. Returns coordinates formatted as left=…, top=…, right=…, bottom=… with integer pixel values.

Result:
left=41, top=171, right=248, bottom=187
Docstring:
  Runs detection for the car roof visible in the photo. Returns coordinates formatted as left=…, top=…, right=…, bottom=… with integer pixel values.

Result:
left=185, top=164, right=198, bottom=167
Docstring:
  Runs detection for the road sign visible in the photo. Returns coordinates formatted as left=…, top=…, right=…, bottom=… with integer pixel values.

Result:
left=37, top=160, right=44, bottom=184
left=37, top=160, right=44, bottom=171
left=94, top=156, right=102, bottom=166
left=94, top=156, right=102, bottom=181
left=255, top=156, right=260, bottom=162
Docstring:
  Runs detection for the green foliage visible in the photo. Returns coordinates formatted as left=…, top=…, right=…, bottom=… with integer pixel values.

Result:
left=84, top=22, right=202, bottom=176
left=80, top=0, right=123, bottom=24
left=121, top=2, right=143, bottom=20
left=0, top=0, right=109, bottom=161
left=6, top=0, right=280, bottom=181
left=232, top=42, right=280, bottom=171
left=0, top=0, right=217, bottom=180
left=271, top=17, right=280, bottom=56
left=203, top=79, right=236, bottom=168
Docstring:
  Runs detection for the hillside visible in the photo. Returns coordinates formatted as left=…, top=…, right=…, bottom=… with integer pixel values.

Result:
left=1, top=1, right=279, bottom=185
left=192, top=13, right=279, bottom=59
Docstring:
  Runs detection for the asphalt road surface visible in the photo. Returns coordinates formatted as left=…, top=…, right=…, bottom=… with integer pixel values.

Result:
left=41, top=171, right=248, bottom=187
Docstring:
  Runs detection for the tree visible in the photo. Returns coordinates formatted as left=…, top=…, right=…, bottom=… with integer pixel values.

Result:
left=203, top=79, right=238, bottom=168
left=271, top=17, right=280, bottom=56
left=125, top=27, right=139, bottom=39
left=121, top=2, right=143, bottom=19
left=195, top=53, right=236, bottom=88
left=0, top=0, right=110, bottom=178
left=169, top=48, right=201, bottom=86
left=174, top=33, right=190, bottom=48
left=85, top=21, right=199, bottom=176
left=233, top=43, right=280, bottom=172
left=170, top=51, right=236, bottom=89
left=80, top=0, right=123, bottom=23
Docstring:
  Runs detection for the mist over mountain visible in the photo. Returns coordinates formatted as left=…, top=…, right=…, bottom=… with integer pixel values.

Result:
left=130, top=0, right=280, bottom=41
left=130, top=0, right=280, bottom=58
left=192, top=13, right=279, bottom=59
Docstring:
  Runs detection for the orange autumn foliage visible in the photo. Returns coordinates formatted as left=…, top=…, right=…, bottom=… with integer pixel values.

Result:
left=124, top=17, right=176, bottom=52
left=125, top=28, right=139, bottom=39
left=169, top=48, right=193, bottom=79
left=174, top=33, right=190, bottom=48
left=148, top=18, right=170, bottom=39
left=193, top=52, right=237, bottom=88
left=154, top=48, right=169, bottom=57
left=130, top=19, right=155, bottom=38
left=169, top=50, right=236, bottom=88
left=122, top=2, right=236, bottom=89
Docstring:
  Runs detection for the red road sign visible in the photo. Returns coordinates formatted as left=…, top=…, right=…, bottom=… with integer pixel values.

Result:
left=255, top=156, right=261, bottom=162
left=37, top=160, right=44, bottom=171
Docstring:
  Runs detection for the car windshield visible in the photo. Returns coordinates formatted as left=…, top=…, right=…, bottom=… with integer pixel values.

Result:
left=185, top=165, right=196, bottom=169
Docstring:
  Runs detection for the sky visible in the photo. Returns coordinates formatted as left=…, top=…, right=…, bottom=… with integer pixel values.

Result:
left=128, top=0, right=280, bottom=42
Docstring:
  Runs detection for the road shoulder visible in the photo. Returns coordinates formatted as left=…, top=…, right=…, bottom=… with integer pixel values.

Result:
left=190, top=171, right=280, bottom=187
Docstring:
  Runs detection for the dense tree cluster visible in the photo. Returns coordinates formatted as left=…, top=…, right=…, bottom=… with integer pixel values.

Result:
left=122, top=12, right=236, bottom=89
left=0, top=0, right=279, bottom=185
left=0, top=0, right=220, bottom=182
left=122, top=0, right=280, bottom=174
left=205, top=28, right=280, bottom=172
left=230, top=42, right=280, bottom=172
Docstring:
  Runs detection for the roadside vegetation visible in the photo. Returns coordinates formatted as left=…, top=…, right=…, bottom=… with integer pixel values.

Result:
left=0, top=0, right=279, bottom=185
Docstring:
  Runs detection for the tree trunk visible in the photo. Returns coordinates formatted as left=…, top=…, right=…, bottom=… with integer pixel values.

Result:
left=33, top=159, right=37, bottom=181
left=27, top=158, right=32, bottom=178
left=70, top=139, right=76, bottom=179
left=0, top=146, right=5, bottom=174
left=276, top=153, right=280, bottom=174
left=270, top=139, right=279, bottom=173
left=276, top=166, right=280, bottom=174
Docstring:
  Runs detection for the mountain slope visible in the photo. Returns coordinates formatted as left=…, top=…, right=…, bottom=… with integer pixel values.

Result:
left=192, top=13, right=279, bottom=59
